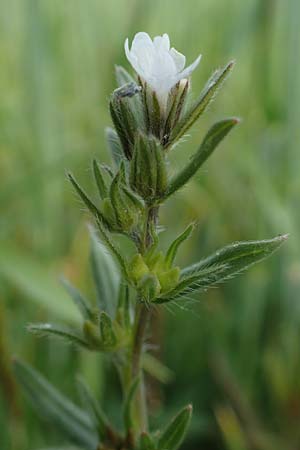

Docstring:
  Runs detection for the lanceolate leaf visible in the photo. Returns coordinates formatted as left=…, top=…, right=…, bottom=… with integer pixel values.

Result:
left=27, top=323, right=90, bottom=349
left=13, top=359, right=98, bottom=449
left=68, top=172, right=110, bottom=228
left=76, top=377, right=112, bottom=441
left=182, top=235, right=288, bottom=277
left=165, top=118, right=239, bottom=198
left=60, top=277, right=94, bottom=321
left=157, top=404, right=192, bottom=450
left=94, top=218, right=128, bottom=278
left=168, top=61, right=234, bottom=146
left=157, top=235, right=288, bottom=302
left=93, top=159, right=108, bottom=199
left=165, top=224, right=194, bottom=268
left=89, top=228, right=121, bottom=313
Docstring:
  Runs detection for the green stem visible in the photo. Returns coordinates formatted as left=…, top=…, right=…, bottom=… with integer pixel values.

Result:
left=129, top=205, right=158, bottom=436
left=131, top=302, right=151, bottom=433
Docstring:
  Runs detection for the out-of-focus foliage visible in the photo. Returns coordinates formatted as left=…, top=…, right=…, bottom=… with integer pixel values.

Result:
left=0, top=0, right=299, bottom=449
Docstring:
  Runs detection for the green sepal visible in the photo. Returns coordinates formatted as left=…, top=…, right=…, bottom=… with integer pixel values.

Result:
left=99, top=312, right=117, bottom=350
left=150, top=90, right=161, bottom=139
left=154, top=141, right=168, bottom=199
left=109, top=165, right=139, bottom=231
left=122, top=185, right=145, bottom=212
left=115, top=65, right=136, bottom=87
left=157, top=235, right=288, bottom=303
left=130, top=133, right=164, bottom=201
left=123, top=376, right=140, bottom=434
left=93, top=159, right=108, bottom=199
left=138, top=273, right=161, bottom=302
left=110, top=169, right=128, bottom=228
left=105, top=127, right=123, bottom=167
left=13, top=359, right=98, bottom=449
left=168, top=61, right=234, bottom=147
left=76, top=376, right=114, bottom=442
left=109, top=83, right=140, bottom=160
left=165, top=224, right=194, bottom=268
left=157, top=404, right=193, bottom=450
left=165, top=118, right=239, bottom=198
left=60, top=276, right=95, bottom=321
left=139, top=432, right=156, bottom=450
left=68, top=172, right=110, bottom=229
left=128, top=253, right=150, bottom=285
left=27, top=323, right=90, bottom=350
left=163, top=79, right=189, bottom=146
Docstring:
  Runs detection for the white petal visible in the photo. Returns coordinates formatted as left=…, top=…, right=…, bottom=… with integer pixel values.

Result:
left=170, top=48, right=186, bottom=72
left=153, top=33, right=170, bottom=51
left=131, top=32, right=153, bottom=49
left=176, top=54, right=202, bottom=81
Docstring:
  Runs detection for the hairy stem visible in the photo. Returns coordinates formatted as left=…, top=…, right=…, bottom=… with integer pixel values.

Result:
left=129, top=205, right=158, bottom=437
left=132, top=302, right=151, bottom=432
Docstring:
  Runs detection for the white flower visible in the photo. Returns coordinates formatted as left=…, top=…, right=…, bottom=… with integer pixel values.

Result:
left=125, top=32, right=201, bottom=110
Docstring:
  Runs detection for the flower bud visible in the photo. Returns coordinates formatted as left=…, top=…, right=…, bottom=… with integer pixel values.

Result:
left=129, top=133, right=167, bottom=202
left=138, top=273, right=161, bottom=302
left=109, top=166, right=142, bottom=232
left=128, top=253, right=150, bottom=284
left=109, top=82, right=141, bottom=160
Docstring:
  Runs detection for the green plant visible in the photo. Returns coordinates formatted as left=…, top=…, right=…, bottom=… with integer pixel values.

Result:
left=13, top=32, right=287, bottom=450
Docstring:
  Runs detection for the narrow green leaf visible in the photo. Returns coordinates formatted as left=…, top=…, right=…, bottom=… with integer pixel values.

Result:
left=123, top=377, right=140, bottom=433
left=158, top=235, right=288, bottom=302
left=60, top=277, right=94, bottom=321
left=99, top=312, right=117, bottom=349
left=105, top=127, right=123, bottom=167
left=77, top=376, right=112, bottom=441
left=139, top=432, right=156, bottom=450
left=93, top=159, right=108, bottom=199
left=13, top=359, right=97, bottom=449
left=182, top=234, right=288, bottom=277
left=89, top=229, right=120, bottom=314
left=165, top=224, right=194, bottom=268
left=166, top=118, right=239, bottom=198
left=68, top=172, right=110, bottom=228
left=95, top=217, right=128, bottom=277
left=28, top=323, right=90, bottom=349
left=169, top=61, right=234, bottom=146
left=158, top=404, right=192, bottom=450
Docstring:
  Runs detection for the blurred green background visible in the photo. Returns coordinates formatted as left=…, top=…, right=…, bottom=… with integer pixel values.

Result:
left=1, top=0, right=300, bottom=449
